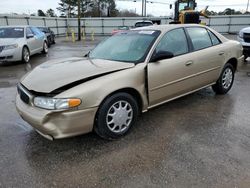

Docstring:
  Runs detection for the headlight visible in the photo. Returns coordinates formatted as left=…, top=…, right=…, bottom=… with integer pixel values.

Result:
left=239, top=32, right=243, bottom=38
left=34, top=97, right=81, bottom=110
left=4, top=44, right=18, bottom=50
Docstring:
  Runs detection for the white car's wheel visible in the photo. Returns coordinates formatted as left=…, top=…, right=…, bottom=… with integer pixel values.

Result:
left=22, top=47, right=30, bottom=63
left=42, top=41, right=48, bottom=54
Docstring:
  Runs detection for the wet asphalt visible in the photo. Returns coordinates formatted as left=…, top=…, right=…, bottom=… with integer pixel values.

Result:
left=0, top=35, right=250, bottom=188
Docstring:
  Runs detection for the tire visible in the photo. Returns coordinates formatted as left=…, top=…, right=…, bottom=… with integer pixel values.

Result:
left=22, top=46, right=30, bottom=63
left=52, top=37, right=56, bottom=44
left=212, top=63, right=235, bottom=95
left=42, top=41, right=48, bottom=54
left=244, top=55, right=248, bottom=62
left=94, top=92, right=139, bottom=140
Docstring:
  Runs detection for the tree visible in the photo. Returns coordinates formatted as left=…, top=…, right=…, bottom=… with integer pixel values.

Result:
left=57, top=0, right=77, bottom=18
left=46, top=9, right=56, bottom=17
left=37, top=9, right=46, bottom=17
left=117, top=9, right=140, bottom=17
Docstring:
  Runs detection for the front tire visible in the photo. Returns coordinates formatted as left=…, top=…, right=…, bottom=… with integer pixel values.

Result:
left=22, top=46, right=30, bottom=63
left=42, top=41, right=48, bottom=54
left=212, top=63, right=235, bottom=94
left=94, top=92, right=139, bottom=140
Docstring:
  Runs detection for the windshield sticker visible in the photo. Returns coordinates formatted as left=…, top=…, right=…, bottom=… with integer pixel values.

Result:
left=14, top=28, right=24, bottom=31
left=138, top=31, right=155, bottom=35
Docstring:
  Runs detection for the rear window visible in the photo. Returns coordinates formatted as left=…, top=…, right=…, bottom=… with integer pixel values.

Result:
left=186, top=27, right=212, bottom=51
left=0, top=27, right=24, bottom=38
left=207, top=30, right=221, bottom=46
left=135, top=22, right=153, bottom=27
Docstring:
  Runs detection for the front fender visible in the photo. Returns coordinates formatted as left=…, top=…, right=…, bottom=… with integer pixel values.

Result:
left=55, top=63, right=149, bottom=112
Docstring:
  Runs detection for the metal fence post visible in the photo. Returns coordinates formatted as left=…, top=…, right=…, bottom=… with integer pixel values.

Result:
left=25, top=17, right=29, bottom=25
left=4, top=16, right=8, bottom=25
left=43, top=18, right=46, bottom=26
left=228, top=16, right=232, bottom=34
left=122, top=18, right=125, bottom=26
left=102, top=18, right=104, bottom=35
left=55, top=18, right=59, bottom=36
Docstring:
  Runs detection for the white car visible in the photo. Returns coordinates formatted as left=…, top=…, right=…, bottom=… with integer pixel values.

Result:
left=238, top=27, right=250, bottom=61
left=0, top=26, right=48, bottom=63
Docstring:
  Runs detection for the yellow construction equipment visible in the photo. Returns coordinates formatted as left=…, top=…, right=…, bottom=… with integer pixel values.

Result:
left=170, top=0, right=208, bottom=24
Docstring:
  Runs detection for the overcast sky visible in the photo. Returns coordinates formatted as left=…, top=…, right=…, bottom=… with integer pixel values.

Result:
left=0, top=0, right=248, bottom=16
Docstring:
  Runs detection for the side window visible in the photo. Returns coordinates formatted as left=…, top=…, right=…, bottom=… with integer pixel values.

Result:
left=26, top=27, right=33, bottom=36
left=207, top=30, right=221, bottom=46
left=31, top=27, right=41, bottom=36
left=186, top=27, right=212, bottom=51
left=155, top=28, right=189, bottom=56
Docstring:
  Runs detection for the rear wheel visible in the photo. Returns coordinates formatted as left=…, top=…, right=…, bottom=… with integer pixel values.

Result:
left=94, top=92, right=139, bottom=140
left=244, top=55, right=248, bottom=62
left=212, top=63, right=235, bottom=94
left=42, top=41, right=48, bottom=54
left=22, top=47, right=30, bottom=63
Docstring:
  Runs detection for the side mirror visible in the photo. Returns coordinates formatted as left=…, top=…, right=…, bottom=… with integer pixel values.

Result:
left=169, top=4, right=172, bottom=9
left=26, top=34, right=34, bottom=39
left=151, top=51, right=174, bottom=62
left=84, top=51, right=90, bottom=57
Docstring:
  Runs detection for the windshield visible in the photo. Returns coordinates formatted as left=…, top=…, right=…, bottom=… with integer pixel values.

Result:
left=89, top=30, right=160, bottom=63
left=0, top=27, right=24, bottom=38
left=38, top=27, right=49, bottom=33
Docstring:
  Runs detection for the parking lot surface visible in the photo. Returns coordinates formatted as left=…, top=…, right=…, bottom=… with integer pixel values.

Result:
left=0, top=35, right=250, bottom=188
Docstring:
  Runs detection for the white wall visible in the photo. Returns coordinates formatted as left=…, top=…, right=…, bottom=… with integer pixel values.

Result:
left=0, top=15, right=249, bottom=36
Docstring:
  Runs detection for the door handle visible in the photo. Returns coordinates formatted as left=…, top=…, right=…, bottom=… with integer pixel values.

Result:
left=185, top=61, right=193, bottom=66
left=218, top=51, right=225, bottom=55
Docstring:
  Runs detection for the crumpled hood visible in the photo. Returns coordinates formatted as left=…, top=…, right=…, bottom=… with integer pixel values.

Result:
left=21, top=57, right=135, bottom=93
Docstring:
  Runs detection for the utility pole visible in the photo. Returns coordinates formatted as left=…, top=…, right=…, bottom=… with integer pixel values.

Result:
left=247, top=0, right=250, bottom=12
left=142, top=0, right=144, bottom=16
left=78, top=0, right=81, bottom=41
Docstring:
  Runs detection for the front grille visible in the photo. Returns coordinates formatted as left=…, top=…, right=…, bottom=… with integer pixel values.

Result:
left=0, top=46, right=4, bottom=53
left=243, top=33, right=250, bottom=43
left=17, top=85, right=30, bottom=104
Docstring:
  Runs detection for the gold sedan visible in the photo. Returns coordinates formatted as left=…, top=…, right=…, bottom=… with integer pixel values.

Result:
left=16, top=24, right=244, bottom=140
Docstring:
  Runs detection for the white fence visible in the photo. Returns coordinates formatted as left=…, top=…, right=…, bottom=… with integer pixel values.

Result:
left=0, top=15, right=250, bottom=36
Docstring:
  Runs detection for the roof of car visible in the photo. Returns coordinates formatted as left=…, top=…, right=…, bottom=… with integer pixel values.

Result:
left=133, top=24, right=207, bottom=32
left=0, top=25, right=37, bottom=28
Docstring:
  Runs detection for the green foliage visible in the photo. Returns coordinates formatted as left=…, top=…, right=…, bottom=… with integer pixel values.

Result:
left=57, top=0, right=118, bottom=17
left=46, top=9, right=56, bottom=17
left=37, top=9, right=46, bottom=17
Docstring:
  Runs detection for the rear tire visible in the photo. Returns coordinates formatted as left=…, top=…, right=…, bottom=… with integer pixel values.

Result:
left=212, top=63, right=235, bottom=95
left=94, top=92, right=139, bottom=140
left=42, top=41, right=48, bottom=54
left=244, top=55, right=248, bottom=62
left=22, top=46, right=30, bottom=63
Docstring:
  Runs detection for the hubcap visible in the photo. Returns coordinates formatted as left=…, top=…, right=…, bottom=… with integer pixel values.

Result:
left=23, top=48, right=29, bottom=62
left=106, top=100, right=133, bottom=133
left=222, top=68, right=233, bottom=89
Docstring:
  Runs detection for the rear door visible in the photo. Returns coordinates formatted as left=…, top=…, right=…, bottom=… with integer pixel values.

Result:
left=185, top=27, right=225, bottom=87
left=30, top=27, right=44, bottom=52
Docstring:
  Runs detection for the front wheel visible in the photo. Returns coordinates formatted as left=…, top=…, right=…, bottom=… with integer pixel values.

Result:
left=42, top=41, right=48, bottom=54
left=94, top=92, right=139, bottom=140
left=212, top=63, right=235, bottom=95
left=22, top=47, right=30, bottom=63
